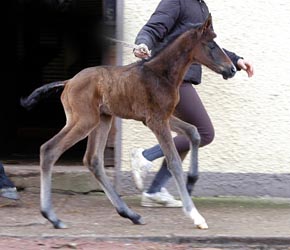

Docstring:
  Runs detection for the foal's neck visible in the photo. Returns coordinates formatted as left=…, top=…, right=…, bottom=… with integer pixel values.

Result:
left=145, top=30, right=198, bottom=87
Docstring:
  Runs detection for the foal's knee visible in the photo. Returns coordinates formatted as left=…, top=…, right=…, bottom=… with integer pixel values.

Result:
left=188, top=126, right=201, bottom=147
left=86, top=157, right=103, bottom=177
left=166, top=159, right=183, bottom=174
left=40, top=143, right=55, bottom=169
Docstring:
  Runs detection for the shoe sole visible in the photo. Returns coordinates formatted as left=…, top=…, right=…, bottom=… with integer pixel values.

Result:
left=0, top=187, right=20, bottom=200
left=131, top=169, right=144, bottom=191
left=141, top=201, right=182, bottom=208
left=131, top=149, right=148, bottom=191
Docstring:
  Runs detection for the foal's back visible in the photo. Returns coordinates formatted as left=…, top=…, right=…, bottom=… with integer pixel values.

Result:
left=62, top=62, right=178, bottom=123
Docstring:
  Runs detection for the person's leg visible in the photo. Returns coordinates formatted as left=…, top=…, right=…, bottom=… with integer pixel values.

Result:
left=147, top=151, right=187, bottom=194
left=0, top=162, right=20, bottom=200
left=145, top=83, right=215, bottom=194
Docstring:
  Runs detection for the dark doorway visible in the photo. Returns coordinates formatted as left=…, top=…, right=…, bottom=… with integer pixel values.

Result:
left=0, top=0, right=116, bottom=164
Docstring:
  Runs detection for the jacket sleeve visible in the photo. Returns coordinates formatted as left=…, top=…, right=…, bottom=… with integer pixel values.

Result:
left=135, top=0, right=181, bottom=50
left=223, top=48, right=243, bottom=70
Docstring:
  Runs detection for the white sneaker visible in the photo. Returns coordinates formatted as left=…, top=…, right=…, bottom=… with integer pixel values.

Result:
left=0, top=187, right=20, bottom=200
left=141, top=187, right=182, bottom=208
left=131, top=148, right=153, bottom=191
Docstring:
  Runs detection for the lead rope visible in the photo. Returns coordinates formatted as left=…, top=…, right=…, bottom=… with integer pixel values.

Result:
left=105, top=36, right=136, bottom=50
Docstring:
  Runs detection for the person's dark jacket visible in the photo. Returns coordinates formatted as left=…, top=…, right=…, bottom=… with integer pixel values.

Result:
left=135, top=0, right=242, bottom=84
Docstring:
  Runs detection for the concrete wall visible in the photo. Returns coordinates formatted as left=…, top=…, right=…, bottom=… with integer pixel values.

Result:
left=117, top=0, right=290, bottom=197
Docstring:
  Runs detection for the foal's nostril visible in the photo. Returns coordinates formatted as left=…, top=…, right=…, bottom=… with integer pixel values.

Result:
left=231, top=66, right=237, bottom=75
left=222, top=65, right=236, bottom=80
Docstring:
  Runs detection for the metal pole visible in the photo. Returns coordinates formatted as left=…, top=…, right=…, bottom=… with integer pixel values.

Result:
left=114, top=0, right=124, bottom=193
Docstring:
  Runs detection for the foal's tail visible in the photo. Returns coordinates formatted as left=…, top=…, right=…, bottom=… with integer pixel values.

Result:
left=20, top=81, right=67, bottom=110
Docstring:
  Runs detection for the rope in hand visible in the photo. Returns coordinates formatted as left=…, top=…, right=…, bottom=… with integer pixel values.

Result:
left=105, top=36, right=151, bottom=58
left=104, top=36, right=136, bottom=49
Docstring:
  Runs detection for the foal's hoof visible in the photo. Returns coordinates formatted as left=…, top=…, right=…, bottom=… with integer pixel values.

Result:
left=131, top=213, right=146, bottom=225
left=132, top=216, right=146, bottom=225
left=53, top=220, right=68, bottom=229
left=195, top=222, right=209, bottom=230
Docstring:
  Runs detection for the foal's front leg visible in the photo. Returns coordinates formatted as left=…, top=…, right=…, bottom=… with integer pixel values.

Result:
left=83, top=115, right=144, bottom=225
left=148, top=119, right=208, bottom=229
left=169, top=116, right=200, bottom=195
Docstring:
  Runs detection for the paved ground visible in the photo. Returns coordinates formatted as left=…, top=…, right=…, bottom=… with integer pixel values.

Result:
left=1, top=163, right=290, bottom=249
left=1, top=190, right=290, bottom=249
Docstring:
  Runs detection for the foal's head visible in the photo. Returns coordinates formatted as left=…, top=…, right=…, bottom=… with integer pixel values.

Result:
left=192, top=14, right=236, bottom=79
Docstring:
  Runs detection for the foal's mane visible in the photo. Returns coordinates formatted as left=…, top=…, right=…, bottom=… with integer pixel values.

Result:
left=143, top=22, right=202, bottom=63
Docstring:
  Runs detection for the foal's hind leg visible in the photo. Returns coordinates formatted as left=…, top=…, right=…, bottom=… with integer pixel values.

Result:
left=170, top=116, right=200, bottom=195
left=40, top=122, right=94, bottom=229
left=147, top=118, right=207, bottom=229
left=83, top=115, right=144, bottom=225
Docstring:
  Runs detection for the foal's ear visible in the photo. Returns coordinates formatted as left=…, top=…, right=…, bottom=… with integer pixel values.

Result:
left=201, top=13, right=213, bottom=33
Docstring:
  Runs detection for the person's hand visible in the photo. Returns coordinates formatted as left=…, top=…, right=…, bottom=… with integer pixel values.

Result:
left=237, top=58, right=254, bottom=77
left=133, top=43, right=151, bottom=59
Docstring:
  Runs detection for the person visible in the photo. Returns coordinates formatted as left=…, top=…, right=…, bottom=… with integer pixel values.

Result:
left=0, top=162, right=20, bottom=200
left=131, top=0, right=254, bottom=208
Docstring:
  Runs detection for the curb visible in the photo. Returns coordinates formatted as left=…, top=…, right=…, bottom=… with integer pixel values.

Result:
left=1, top=235, right=290, bottom=247
left=5, top=165, right=115, bottom=193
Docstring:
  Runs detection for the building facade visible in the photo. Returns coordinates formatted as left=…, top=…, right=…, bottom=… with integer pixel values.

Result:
left=117, top=0, right=290, bottom=197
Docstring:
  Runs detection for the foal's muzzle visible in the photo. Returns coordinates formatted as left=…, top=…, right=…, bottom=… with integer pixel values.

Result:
left=222, top=66, right=237, bottom=80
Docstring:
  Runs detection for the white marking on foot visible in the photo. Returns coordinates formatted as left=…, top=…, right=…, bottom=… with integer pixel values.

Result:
left=185, top=208, right=209, bottom=229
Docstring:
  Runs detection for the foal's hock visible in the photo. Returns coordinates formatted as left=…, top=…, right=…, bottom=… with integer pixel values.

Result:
left=21, top=14, right=236, bottom=230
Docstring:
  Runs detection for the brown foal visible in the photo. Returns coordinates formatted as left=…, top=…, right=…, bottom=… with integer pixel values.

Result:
left=21, top=14, right=236, bottom=230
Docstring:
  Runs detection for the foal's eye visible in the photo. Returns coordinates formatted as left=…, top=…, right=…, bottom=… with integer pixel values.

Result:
left=208, top=42, right=216, bottom=49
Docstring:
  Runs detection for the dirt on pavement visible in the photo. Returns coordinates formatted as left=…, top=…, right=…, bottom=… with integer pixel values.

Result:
left=1, top=190, right=290, bottom=249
